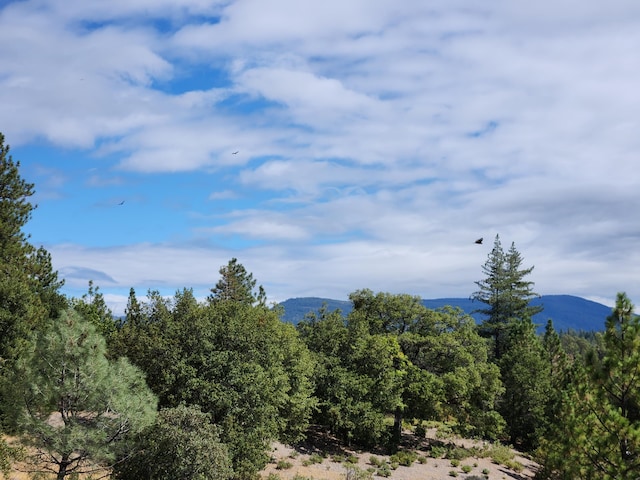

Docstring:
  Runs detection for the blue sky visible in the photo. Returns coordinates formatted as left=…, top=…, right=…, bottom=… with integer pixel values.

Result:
left=2, top=0, right=639, bottom=316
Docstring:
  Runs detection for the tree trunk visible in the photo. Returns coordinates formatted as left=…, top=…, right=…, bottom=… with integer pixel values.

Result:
left=56, top=453, right=70, bottom=480
left=393, top=407, right=402, bottom=445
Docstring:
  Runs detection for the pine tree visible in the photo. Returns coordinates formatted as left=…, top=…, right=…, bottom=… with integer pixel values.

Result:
left=0, top=133, right=65, bottom=431
left=208, top=258, right=266, bottom=306
left=472, top=234, right=542, bottom=358
left=539, top=293, right=640, bottom=479
left=499, top=319, right=551, bottom=450
left=10, top=309, right=157, bottom=479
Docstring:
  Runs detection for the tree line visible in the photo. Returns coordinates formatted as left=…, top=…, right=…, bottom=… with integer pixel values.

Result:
left=1, top=132, right=639, bottom=479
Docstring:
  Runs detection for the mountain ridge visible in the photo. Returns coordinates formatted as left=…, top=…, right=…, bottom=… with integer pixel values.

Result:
left=278, top=294, right=612, bottom=332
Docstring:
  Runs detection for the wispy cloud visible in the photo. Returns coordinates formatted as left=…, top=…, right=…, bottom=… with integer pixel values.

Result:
left=3, top=0, right=639, bottom=315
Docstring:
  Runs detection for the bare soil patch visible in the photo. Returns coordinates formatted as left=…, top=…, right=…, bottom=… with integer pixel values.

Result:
left=261, top=427, right=538, bottom=480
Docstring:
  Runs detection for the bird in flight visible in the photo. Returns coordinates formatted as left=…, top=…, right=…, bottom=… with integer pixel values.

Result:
left=475, top=237, right=483, bottom=244
left=232, top=151, right=239, bottom=155
left=118, top=201, right=125, bottom=206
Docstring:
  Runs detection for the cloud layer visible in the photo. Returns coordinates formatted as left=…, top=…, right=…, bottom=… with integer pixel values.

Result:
left=2, top=0, right=639, bottom=315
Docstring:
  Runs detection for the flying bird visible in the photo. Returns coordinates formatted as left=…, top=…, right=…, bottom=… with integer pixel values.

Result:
left=475, top=237, right=483, bottom=244
left=117, top=201, right=125, bottom=206
left=232, top=151, right=239, bottom=155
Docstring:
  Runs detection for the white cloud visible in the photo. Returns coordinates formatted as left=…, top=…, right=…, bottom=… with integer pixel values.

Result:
left=4, top=0, right=640, bottom=316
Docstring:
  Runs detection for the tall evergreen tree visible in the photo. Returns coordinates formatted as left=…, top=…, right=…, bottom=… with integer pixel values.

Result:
left=208, top=258, right=266, bottom=306
left=472, top=234, right=542, bottom=358
left=538, top=292, right=640, bottom=479
left=499, top=319, right=551, bottom=450
left=9, top=309, right=157, bottom=479
left=0, top=133, right=65, bottom=431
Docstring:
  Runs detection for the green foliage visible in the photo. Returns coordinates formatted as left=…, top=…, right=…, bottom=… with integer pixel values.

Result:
left=445, top=447, right=473, bottom=461
left=111, top=284, right=316, bottom=479
left=345, top=466, right=373, bottom=480
left=389, top=450, right=417, bottom=466
left=208, top=258, right=266, bottom=306
left=301, top=291, right=505, bottom=448
left=461, top=464, right=473, bottom=473
left=276, top=460, right=293, bottom=470
left=499, top=319, right=552, bottom=450
left=538, top=292, right=640, bottom=479
left=113, top=405, right=232, bottom=480
left=0, top=436, right=24, bottom=478
left=484, top=442, right=514, bottom=465
left=472, top=235, right=541, bottom=359
left=10, top=309, right=157, bottom=479
left=70, top=281, right=116, bottom=342
left=0, top=134, right=65, bottom=428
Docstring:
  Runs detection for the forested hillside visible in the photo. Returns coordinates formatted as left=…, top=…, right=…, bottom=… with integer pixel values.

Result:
left=2, top=134, right=640, bottom=480
left=279, top=294, right=612, bottom=332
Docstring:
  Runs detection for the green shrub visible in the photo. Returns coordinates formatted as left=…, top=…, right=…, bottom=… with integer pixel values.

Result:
left=389, top=462, right=399, bottom=470
left=417, top=455, right=428, bottom=464
left=345, top=455, right=359, bottom=465
left=389, top=450, right=417, bottom=467
left=345, top=466, right=373, bottom=480
left=276, top=460, right=293, bottom=470
left=482, top=467, right=490, bottom=474
left=504, top=459, right=524, bottom=472
left=486, top=442, right=514, bottom=465
left=376, top=464, right=391, bottom=477
left=369, top=455, right=383, bottom=467
left=461, top=465, right=472, bottom=473
left=332, top=454, right=346, bottom=463
left=307, top=453, right=324, bottom=465
left=446, top=446, right=473, bottom=461
left=450, top=459, right=460, bottom=467
left=267, top=474, right=281, bottom=480
left=448, top=470, right=458, bottom=477
left=430, top=445, right=447, bottom=458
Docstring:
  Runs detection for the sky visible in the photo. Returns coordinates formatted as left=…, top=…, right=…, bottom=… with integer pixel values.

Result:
left=2, top=0, right=639, bottom=317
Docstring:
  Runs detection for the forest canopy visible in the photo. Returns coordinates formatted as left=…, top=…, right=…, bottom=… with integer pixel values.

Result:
left=0, top=132, right=636, bottom=480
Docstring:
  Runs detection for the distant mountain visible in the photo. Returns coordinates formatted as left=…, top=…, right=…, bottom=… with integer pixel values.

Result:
left=278, top=294, right=613, bottom=332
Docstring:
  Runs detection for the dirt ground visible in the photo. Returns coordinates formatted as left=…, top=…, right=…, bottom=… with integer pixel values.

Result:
left=3, top=428, right=538, bottom=480
left=261, top=428, right=538, bottom=480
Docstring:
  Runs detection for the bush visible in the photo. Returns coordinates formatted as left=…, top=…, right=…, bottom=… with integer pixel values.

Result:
left=450, top=459, right=460, bottom=467
left=485, top=442, right=514, bottom=465
left=345, top=466, right=373, bottom=480
left=376, top=464, right=391, bottom=477
left=461, top=464, right=472, bottom=473
left=446, top=446, right=473, bottom=461
left=345, top=455, right=359, bottom=465
left=276, top=460, right=293, bottom=470
left=302, top=453, right=324, bottom=466
left=448, top=470, right=458, bottom=477
left=389, top=450, right=417, bottom=466
left=504, top=459, right=524, bottom=472
left=112, top=405, right=231, bottom=480
left=430, top=445, right=447, bottom=458
left=369, top=455, right=383, bottom=467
